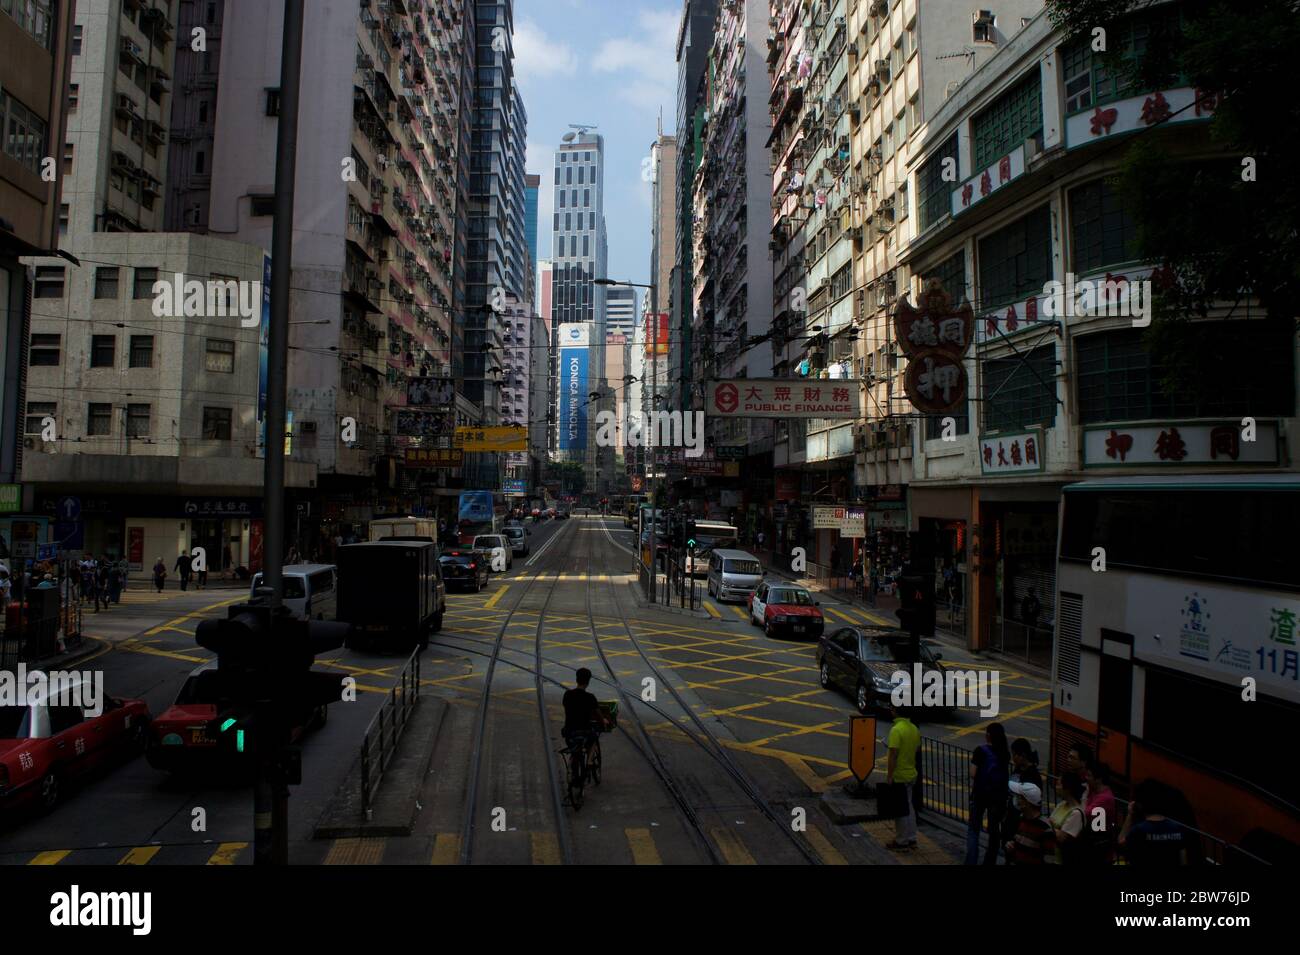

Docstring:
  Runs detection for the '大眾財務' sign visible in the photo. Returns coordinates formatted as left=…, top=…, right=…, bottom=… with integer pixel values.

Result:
left=708, top=379, right=860, bottom=418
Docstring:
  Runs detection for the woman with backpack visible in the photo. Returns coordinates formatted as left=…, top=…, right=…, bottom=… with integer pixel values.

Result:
left=1000, top=738, right=1044, bottom=861
left=965, top=723, right=1010, bottom=865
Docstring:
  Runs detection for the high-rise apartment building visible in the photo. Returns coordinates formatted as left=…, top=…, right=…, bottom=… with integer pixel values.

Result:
left=524, top=171, right=539, bottom=294
left=165, top=0, right=223, bottom=232
left=604, top=285, right=636, bottom=341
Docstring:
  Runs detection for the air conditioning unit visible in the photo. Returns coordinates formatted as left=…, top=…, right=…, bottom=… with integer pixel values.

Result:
left=847, top=39, right=859, bottom=60
left=301, top=421, right=318, bottom=434
left=875, top=59, right=890, bottom=79
left=870, top=0, right=889, bottom=18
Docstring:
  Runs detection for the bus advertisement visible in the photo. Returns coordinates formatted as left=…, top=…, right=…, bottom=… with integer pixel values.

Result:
left=458, top=491, right=508, bottom=545
left=1053, top=475, right=1300, bottom=862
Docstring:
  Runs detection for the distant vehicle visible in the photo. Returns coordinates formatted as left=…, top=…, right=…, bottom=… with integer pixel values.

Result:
left=249, top=564, right=337, bottom=620
left=684, top=522, right=738, bottom=578
left=816, top=626, right=948, bottom=716
left=554, top=508, right=569, bottom=520
left=502, top=524, right=529, bottom=556
left=458, top=491, right=509, bottom=546
left=146, top=661, right=323, bottom=774
left=439, top=550, right=490, bottom=592
left=1, top=678, right=150, bottom=813
left=705, top=549, right=763, bottom=603
left=472, top=534, right=513, bottom=571
left=369, top=517, right=437, bottom=543
left=336, top=541, right=446, bottom=650
left=748, top=582, right=824, bottom=638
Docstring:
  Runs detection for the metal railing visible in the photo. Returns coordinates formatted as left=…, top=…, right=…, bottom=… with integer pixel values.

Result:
left=991, top=616, right=1053, bottom=669
left=1, top=562, right=85, bottom=671
left=915, top=736, right=1270, bottom=865
left=359, top=648, right=422, bottom=818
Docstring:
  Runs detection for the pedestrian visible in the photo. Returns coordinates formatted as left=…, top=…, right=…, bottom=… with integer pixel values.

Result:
left=197, top=561, right=208, bottom=589
left=1065, top=743, right=1094, bottom=801
left=885, top=700, right=921, bottom=852
left=80, top=557, right=95, bottom=603
left=1003, top=781, right=1054, bottom=864
left=965, top=722, right=1010, bottom=865
left=175, top=552, right=192, bottom=591
left=1084, top=760, right=1118, bottom=863
left=95, top=559, right=110, bottom=611
left=0, top=567, right=10, bottom=605
left=1021, top=586, right=1041, bottom=631
left=108, top=562, right=123, bottom=604
left=36, top=573, right=57, bottom=590
left=1119, top=779, right=1193, bottom=865
left=1048, top=771, right=1089, bottom=864
left=153, top=557, right=167, bottom=593
left=999, top=738, right=1044, bottom=852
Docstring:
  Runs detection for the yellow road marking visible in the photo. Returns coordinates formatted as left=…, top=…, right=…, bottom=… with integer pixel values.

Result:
left=825, top=607, right=859, bottom=624
left=118, top=846, right=160, bottom=865
left=323, top=837, right=385, bottom=865
left=728, top=604, right=750, bottom=622
left=804, top=825, right=849, bottom=865
left=530, top=831, right=561, bottom=865
left=711, top=827, right=756, bottom=865
left=483, top=585, right=509, bottom=610
left=206, top=842, right=248, bottom=865
left=430, top=833, right=460, bottom=864
left=954, top=698, right=1050, bottom=736
left=28, top=850, right=70, bottom=865
left=860, top=820, right=955, bottom=864
left=625, top=828, right=662, bottom=865
left=702, top=601, right=722, bottom=619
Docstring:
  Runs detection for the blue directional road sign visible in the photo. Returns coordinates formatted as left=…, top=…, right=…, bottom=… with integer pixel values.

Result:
left=57, top=496, right=82, bottom=522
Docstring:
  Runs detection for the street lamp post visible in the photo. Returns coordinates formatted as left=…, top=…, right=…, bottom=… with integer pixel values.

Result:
left=595, top=277, right=657, bottom=601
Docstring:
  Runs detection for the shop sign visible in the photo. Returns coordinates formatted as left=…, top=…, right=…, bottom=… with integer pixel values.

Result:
left=184, top=499, right=260, bottom=517
left=1064, top=87, right=1217, bottom=151
left=0, top=485, right=20, bottom=513
left=896, top=283, right=972, bottom=415
left=869, top=509, right=907, bottom=530
left=1082, top=422, right=1278, bottom=468
left=980, top=429, right=1045, bottom=475
left=775, top=474, right=801, bottom=500
left=813, top=507, right=864, bottom=536
left=454, top=426, right=527, bottom=453
left=951, top=143, right=1026, bottom=218
left=404, top=447, right=464, bottom=468
left=708, top=379, right=860, bottom=418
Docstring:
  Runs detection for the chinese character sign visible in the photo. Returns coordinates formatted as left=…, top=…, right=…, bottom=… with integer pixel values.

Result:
left=979, top=431, right=1044, bottom=475
left=708, top=379, right=860, bottom=418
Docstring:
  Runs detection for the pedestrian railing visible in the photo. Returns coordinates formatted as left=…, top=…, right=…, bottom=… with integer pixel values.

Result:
left=915, top=736, right=1270, bottom=864
left=991, top=616, right=1053, bottom=669
left=664, top=553, right=700, bottom=611
left=359, top=648, right=421, bottom=819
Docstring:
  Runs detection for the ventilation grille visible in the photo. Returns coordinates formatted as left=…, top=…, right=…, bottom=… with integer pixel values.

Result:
left=1057, top=591, right=1082, bottom=686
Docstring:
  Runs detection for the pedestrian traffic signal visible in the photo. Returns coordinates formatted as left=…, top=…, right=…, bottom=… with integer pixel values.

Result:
left=895, top=573, right=935, bottom=637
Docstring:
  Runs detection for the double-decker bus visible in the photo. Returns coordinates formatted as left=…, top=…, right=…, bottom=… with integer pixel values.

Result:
left=456, top=491, right=508, bottom=546
left=1054, top=475, right=1300, bottom=861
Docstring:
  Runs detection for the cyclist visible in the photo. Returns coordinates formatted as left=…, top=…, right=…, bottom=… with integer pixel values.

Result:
left=561, top=668, right=609, bottom=757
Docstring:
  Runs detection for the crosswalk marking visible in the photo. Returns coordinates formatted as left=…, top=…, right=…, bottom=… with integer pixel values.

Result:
left=625, top=828, right=662, bottom=865
left=206, top=842, right=248, bottom=865
left=118, top=846, right=160, bottom=865
left=323, top=837, right=385, bottom=865
left=530, top=831, right=561, bottom=865
left=710, top=827, right=756, bottom=865
left=28, top=850, right=70, bottom=865
left=803, top=825, right=848, bottom=865
left=430, top=833, right=460, bottom=864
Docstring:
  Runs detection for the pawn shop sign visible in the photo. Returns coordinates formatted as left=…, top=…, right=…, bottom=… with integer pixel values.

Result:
left=894, top=280, right=974, bottom=360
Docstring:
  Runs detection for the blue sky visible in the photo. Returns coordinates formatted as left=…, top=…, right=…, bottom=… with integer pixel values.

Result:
left=514, top=0, right=680, bottom=301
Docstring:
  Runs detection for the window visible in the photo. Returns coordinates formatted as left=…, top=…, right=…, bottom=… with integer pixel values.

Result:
left=205, top=338, right=235, bottom=373
left=831, top=263, right=852, bottom=300
left=87, top=403, right=113, bottom=436
left=582, top=235, right=589, bottom=257
left=129, top=335, right=154, bottom=368
left=133, top=267, right=158, bottom=299
left=1075, top=325, right=1294, bottom=425
left=94, top=267, right=120, bottom=299
left=265, top=88, right=281, bottom=116
left=58, top=204, right=68, bottom=235
left=33, top=267, right=64, bottom=298
left=565, top=212, right=571, bottom=230
left=62, top=142, right=73, bottom=174
left=925, top=250, right=966, bottom=306
left=553, top=213, right=559, bottom=230
left=127, top=403, right=150, bottom=438
left=25, top=402, right=56, bottom=435
left=583, top=188, right=589, bottom=205
left=566, top=166, right=572, bottom=184
left=977, top=204, right=1051, bottom=310
left=202, top=406, right=233, bottom=440
left=972, top=70, right=1043, bottom=169
left=590, top=167, right=597, bottom=184
left=897, top=181, right=909, bottom=221
left=577, top=166, right=584, bottom=184
left=250, top=195, right=275, bottom=216
left=1058, top=7, right=1183, bottom=115
left=30, top=333, right=60, bottom=366
left=1069, top=178, right=1137, bottom=273
left=194, top=150, right=206, bottom=174
left=916, top=133, right=958, bottom=232
left=2, top=0, right=53, bottom=48
left=558, top=190, right=565, bottom=208
left=72, top=23, right=82, bottom=55
left=982, top=344, right=1058, bottom=432
left=554, top=166, right=560, bottom=184
left=556, top=236, right=564, bottom=257
left=90, top=335, right=116, bottom=368
left=68, top=84, right=78, bottom=111
left=198, top=100, right=209, bottom=123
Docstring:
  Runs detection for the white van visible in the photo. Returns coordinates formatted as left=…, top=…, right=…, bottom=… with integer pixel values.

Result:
left=369, top=517, right=437, bottom=542
left=249, top=564, right=338, bottom=620
left=705, top=549, right=763, bottom=603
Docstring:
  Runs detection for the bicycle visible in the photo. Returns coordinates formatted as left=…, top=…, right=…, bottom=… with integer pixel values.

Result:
left=560, top=731, right=602, bottom=810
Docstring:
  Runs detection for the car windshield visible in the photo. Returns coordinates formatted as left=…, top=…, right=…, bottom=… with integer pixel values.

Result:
left=175, top=672, right=222, bottom=706
left=0, top=705, right=32, bottom=739
left=504, top=528, right=524, bottom=539
left=253, top=574, right=304, bottom=599
left=862, top=637, right=937, bottom=666
left=768, top=589, right=813, bottom=606
left=441, top=555, right=475, bottom=565
left=723, top=559, right=761, bottom=575
left=473, top=537, right=502, bottom=548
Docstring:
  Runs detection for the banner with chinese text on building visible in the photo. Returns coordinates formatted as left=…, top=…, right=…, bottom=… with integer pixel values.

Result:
left=1082, top=422, right=1278, bottom=468
left=454, top=426, right=528, bottom=453
left=708, top=379, right=860, bottom=418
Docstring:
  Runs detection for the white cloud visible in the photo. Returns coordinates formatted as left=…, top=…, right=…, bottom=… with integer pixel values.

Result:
left=592, top=9, right=678, bottom=118
left=514, top=17, right=578, bottom=88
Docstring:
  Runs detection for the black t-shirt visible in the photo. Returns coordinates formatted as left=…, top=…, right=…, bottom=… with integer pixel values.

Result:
left=1125, top=818, right=1191, bottom=865
left=562, top=687, right=598, bottom=735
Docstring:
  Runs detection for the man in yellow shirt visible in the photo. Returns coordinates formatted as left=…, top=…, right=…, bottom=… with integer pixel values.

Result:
left=886, top=700, right=921, bottom=850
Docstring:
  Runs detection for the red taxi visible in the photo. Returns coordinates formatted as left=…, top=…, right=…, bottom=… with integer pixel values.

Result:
left=748, top=582, right=825, bottom=639
left=0, top=675, right=150, bottom=813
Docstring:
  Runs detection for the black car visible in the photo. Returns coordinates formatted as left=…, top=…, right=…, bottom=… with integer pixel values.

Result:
left=439, top=549, right=490, bottom=592
left=816, top=626, right=949, bottom=716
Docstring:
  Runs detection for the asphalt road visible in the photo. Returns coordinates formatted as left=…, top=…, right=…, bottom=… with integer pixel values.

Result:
left=0, top=514, right=1051, bottom=865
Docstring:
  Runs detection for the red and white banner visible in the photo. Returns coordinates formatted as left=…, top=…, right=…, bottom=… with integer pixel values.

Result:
left=708, top=379, right=860, bottom=418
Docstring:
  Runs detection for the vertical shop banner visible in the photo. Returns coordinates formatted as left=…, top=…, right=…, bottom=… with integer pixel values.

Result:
left=645, top=313, right=669, bottom=356
left=127, top=527, right=145, bottom=572
left=559, top=323, right=589, bottom=451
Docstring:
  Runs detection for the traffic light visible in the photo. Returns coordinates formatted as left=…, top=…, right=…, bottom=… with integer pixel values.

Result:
left=685, top=518, right=697, bottom=550
left=894, top=572, right=935, bottom=637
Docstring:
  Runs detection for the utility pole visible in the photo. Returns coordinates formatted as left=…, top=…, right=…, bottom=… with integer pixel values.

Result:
left=647, top=280, right=658, bottom=603
left=258, top=0, right=304, bottom=866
